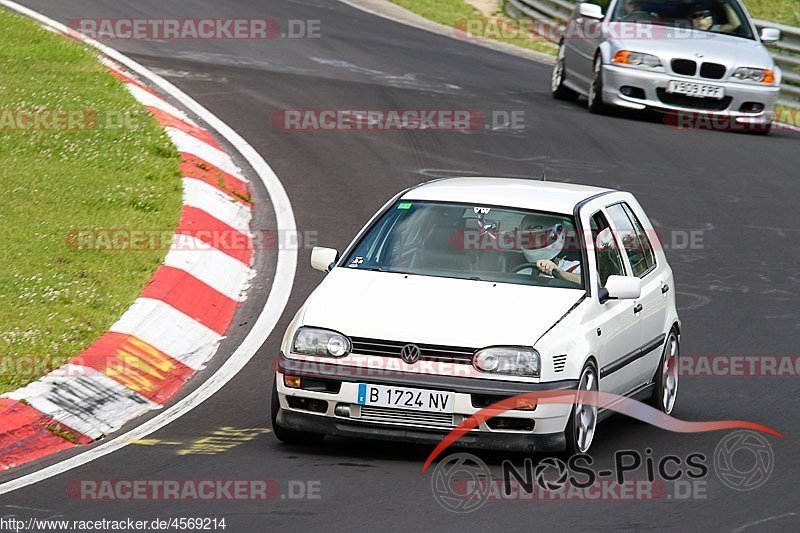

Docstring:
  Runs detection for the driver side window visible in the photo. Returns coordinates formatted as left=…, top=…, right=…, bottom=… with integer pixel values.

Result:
left=590, top=212, right=626, bottom=287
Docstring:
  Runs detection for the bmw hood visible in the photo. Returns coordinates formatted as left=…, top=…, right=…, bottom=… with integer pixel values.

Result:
left=300, top=268, right=584, bottom=349
left=605, top=23, right=774, bottom=68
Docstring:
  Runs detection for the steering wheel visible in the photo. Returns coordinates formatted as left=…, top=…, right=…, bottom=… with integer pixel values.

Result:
left=623, top=11, right=660, bottom=20
left=513, top=263, right=556, bottom=283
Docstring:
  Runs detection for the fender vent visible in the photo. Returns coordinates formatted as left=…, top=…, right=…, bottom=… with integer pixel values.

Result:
left=553, top=355, right=567, bottom=372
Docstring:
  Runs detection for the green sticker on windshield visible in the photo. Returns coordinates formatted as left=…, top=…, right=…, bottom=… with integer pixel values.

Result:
left=397, top=202, right=413, bottom=210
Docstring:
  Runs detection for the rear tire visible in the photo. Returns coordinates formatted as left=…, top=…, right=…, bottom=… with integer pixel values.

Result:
left=552, top=42, right=579, bottom=101
left=564, top=361, right=599, bottom=455
left=271, top=380, right=325, bottom=445
left=587, top=56, right=607, bottom=115
left=649, top=331, right=679, bottom=414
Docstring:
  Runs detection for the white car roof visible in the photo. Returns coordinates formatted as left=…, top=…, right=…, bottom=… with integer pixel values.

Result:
left=401, top=177, right=614, bottom=215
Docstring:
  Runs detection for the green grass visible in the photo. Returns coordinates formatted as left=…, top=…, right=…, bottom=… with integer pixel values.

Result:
left=743, top=0, right=800, bottom=26
left=776, top=104, right=800, bottom=125
left=390, top=0, right=558, bottom=54
left=0, top=9, right=182, bottom=394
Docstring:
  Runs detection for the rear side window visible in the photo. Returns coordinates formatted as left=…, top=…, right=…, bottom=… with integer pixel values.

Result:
left=606, top=203, right=656, bottom=277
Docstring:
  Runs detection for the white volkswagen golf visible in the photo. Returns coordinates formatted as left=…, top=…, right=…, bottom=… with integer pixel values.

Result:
left=272, top=178, right=680, bottom=454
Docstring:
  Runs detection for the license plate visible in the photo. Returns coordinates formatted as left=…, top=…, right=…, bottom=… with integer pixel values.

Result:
left=357, top=384, right=454, bottom=413
left=667, top=80, right=724, bottom=99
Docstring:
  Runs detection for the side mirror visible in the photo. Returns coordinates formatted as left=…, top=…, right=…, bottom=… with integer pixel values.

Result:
left=311, top=247, right=339, bottom=273
left=599, top=276, right=641, bottom=303
left=579, top=2, right=604, bottom=20
left=760, top=28, right=781, bottom=44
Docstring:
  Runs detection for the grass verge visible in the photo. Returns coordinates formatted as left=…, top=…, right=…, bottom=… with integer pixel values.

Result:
left=777, top=104, right=800, bottom=126
left=389, top=0, right=558, bottom=54
left=744, top=0, right=800, bottom=27
left=0, top=9, right=182, bottom=394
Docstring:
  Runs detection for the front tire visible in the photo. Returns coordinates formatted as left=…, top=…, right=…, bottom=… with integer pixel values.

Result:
left=751, top=121, right=772, bottom=135
left=565, top=361, right=599, bottom=455
left=587, top=56, right=607, bottom=115
left=271, top=380, right=325, bottom=445
left=649, top=331, right=679, bottom=414
left=552, top=42, right=579, bottom=101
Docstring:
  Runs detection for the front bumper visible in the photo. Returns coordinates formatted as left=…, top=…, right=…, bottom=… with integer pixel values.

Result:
left=602, top=64, right=780, bottom=125
left=276, top=409, right=566, bottom=453
left=274, top=355, right=577, bottom=453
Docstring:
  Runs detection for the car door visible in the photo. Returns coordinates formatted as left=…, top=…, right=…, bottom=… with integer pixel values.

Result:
left=605, top=201, right=668, bottom=389
left=564, top=0, right=609, bottom=86
left=582, top=207, right=643, bottom=396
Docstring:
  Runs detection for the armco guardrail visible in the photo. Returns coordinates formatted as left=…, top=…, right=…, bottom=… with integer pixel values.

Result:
left=506, top=0, right=800, bottom=106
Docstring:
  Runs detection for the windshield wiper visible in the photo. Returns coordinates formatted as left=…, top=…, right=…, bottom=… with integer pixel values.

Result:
left=363, top=266, right=413, bottom=275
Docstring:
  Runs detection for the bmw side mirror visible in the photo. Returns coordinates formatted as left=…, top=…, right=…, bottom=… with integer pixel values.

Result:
left=311, top=247, right=339, bottom=273
left=599, top=276, right=641, bottom=303
left=760, top=28, right=781, bottom=44
left=578, top=2, right=604, bottom=20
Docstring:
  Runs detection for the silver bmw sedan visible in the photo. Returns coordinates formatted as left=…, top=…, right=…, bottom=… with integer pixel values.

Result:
left=552, top=0, right=782, bottom=131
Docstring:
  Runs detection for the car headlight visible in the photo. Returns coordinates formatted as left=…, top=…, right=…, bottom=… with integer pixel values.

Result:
left=473, top=347, right=540, bottom=377
left=292, top=327, right=351, bottom=357
left=732, top=67, right=775, bottom=84
left=612, top=50, right=663, bottom=70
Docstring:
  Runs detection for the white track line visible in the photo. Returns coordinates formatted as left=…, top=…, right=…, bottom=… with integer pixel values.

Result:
left=0, top=0, right=297, bottom=495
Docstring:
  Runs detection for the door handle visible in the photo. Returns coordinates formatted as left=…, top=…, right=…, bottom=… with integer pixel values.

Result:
left=633, top=303, right=643, bottom=314
left=661, top=284, right=670, bottom=294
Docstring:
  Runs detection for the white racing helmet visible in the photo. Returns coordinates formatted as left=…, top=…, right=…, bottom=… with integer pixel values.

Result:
left=518, top=214, right=566, bottom=263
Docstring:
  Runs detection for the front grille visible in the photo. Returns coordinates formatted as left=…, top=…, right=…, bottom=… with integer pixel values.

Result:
left=350, top=337, right=475, bottom=364
left=358, top=405, right=455, bottom=429
left=656, top=89, right=732, bottom=111
left=671, top=59, right=697, bottom=76
left=700, top=62, right=726, bottom=80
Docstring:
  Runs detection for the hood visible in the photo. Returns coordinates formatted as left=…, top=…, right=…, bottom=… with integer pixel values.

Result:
left=605, top=23, right=773, bottom=68
left=301, top=268, right=584, bottom=349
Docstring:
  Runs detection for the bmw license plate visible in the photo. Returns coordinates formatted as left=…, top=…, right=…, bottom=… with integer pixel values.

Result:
left=667, top=80, right=724, bottom=99
left=357, top=384, right=454, bottom=413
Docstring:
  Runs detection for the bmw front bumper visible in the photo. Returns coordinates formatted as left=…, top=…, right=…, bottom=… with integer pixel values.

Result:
left=602, top=64, right=780, bottom=126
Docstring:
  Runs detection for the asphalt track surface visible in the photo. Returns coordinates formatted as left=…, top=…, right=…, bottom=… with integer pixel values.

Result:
left=2, top=0, right=800, bottom=530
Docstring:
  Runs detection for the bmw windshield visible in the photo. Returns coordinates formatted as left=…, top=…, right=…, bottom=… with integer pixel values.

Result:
left=343, top=200, right=585, bottom=289
left=611, top=0, right=755, bottom=40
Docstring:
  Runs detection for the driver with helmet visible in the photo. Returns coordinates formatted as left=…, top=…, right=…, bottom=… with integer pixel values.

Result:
left=518, top=214, right=582, bottom=285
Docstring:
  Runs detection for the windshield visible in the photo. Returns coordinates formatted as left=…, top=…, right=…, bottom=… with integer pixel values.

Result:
left=343, top=201, right=585, bottom=289
left=611, top=0, right=754, bottom=39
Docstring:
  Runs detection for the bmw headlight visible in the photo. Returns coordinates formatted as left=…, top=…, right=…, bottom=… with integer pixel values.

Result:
left=612, top=50, right=663, bottom=70
left=732, top=67, right=775, bottom=85
left=473, top=347, right=540, bottom=377
left=292, top=327, right=351, bottom=357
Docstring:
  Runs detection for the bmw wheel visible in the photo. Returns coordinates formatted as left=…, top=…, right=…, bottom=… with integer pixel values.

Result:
left=565, top=361, right=598, bottom=455
left=587, top=56, right=607, bottom=114
left=552, top=42, right=579, bottom=101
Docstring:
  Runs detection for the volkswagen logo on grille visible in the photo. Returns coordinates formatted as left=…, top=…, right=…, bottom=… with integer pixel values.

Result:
left=400, top=343, right=421, bottom=364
